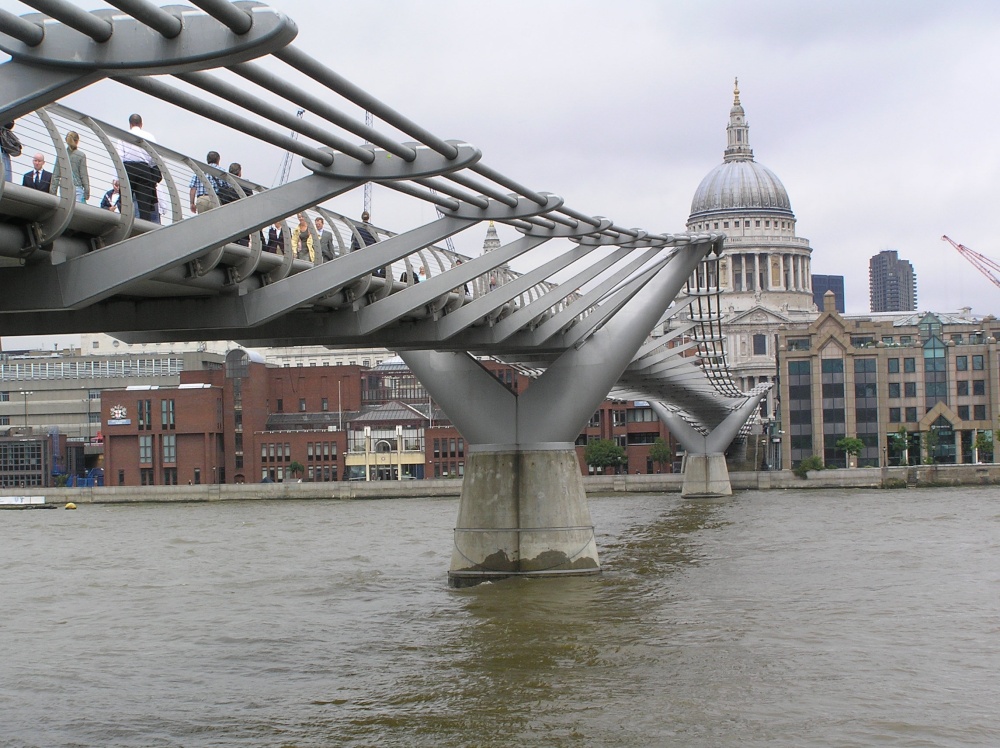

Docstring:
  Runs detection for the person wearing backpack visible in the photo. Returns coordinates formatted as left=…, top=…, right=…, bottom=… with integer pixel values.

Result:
left=216, top=179, right=240, bottom=205
left=223, top=163, right=254, bottom=246
left=189, top=150, right=222, bottom=214
left=118, top=113, right=160, bottom=223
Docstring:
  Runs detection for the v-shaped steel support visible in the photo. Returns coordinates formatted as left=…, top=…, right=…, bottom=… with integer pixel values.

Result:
left=398, top=239, right=715, bottom=585
left=651, top=387, right=770, bottom=497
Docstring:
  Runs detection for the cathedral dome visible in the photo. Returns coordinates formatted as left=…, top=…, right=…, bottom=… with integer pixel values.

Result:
left=688, top=80, right=794, bottom=221
left=689, top=160, right=792, bottom=218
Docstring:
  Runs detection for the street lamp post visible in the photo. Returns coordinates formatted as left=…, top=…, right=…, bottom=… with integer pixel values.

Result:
left=84, top=390, right=93, bottom=442
left=20, top=390, right=33, bottom=428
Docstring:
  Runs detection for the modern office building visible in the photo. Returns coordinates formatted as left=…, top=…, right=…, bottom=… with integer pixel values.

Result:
left=0, top=347, right=226, bottom=440
left=777, top=293, right=998, bottom=469
left=82, top=332, right=391, bottom=371
left=0, top=427, right=73, bottom=488
left=683, top=81, right=818, bottom=420
left=869, top=250, right=917, bottom=312
left=812, top=274, right=846, bottom=313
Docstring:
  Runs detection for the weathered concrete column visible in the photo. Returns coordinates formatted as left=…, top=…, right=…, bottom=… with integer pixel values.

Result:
left=450, top=444, right=599, bottom=586
left=679, top=453, right=733, bottom=498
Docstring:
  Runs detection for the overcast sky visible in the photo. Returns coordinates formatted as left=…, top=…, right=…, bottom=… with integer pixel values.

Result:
left=3, top=0, right=1000, bottom=350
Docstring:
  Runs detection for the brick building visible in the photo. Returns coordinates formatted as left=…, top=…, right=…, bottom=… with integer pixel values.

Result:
left=103, top=351, right=680, bottom=485
left=573, top=399, right=678, bottom=474
left=104, top=351, right=364, bottom=486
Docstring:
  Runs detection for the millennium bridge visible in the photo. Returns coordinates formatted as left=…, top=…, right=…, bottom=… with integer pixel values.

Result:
left=0, top=0, right=768, bottom=584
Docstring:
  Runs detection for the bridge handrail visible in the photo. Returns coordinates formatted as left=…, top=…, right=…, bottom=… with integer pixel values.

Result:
left=3, top=103, right=584, bottom=322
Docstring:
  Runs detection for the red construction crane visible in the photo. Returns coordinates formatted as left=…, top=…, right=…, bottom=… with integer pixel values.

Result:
left=942, top=235, right=1000, bottom=290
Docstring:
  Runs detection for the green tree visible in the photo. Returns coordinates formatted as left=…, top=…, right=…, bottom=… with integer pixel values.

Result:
left=922, top=429, right=939, bottom=464
left=793, top=454, right=824, bottom=478
left=584, top=439, right=626, bottom=474
left=288, top=461, right=305, bottom=480
left=648, top=437, right=672, bottom=473
left=835, top=436, right=864, bottom=467
left=974, top=430, right=994, bottom=463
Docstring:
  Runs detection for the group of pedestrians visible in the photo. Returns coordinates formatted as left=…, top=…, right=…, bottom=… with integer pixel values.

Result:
left=2, top=113, right=158, bottom=220
left=5, top=114, right=147, bottom=217
left=264, top=209, right=375, bottom=263
left=2, top=112, right=389, bottom=270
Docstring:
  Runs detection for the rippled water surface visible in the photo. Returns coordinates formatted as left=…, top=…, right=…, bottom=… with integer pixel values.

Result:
left=3, top=487, right=999, bottom=747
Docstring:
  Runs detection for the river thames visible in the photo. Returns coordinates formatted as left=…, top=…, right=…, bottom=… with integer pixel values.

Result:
left=2, top=486, right=998, bottom=747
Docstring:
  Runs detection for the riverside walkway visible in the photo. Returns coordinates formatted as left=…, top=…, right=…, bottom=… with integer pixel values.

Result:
left=5, top=462, right=999, bottom=508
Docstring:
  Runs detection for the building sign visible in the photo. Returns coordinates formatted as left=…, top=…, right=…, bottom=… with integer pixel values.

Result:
left=108, top=403, right=131, bottom=426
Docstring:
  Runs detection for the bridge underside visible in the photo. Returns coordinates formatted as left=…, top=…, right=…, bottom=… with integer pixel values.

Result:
left=0, top=0, right=767, bottom=583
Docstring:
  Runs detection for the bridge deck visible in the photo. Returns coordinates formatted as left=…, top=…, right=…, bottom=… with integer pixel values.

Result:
left=0, top=0, right=763, bottom=439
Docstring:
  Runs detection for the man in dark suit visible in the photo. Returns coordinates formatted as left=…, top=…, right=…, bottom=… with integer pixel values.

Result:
left=315, top=216, right=335, bottom=261
left=22, top=152, right=52, bottom=192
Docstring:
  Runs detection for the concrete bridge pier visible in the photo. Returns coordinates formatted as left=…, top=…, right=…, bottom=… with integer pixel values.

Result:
left=678, top=453, right=733, bottom=498
left=652, top=390, right=769, bottom=498
left=451, top=444, right=599, bottom=587
left=401, top=349, right=604, bottom=587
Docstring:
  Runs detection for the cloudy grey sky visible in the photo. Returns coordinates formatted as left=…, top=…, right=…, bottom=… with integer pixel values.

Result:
left=3, top=0, right=1000, bottom=349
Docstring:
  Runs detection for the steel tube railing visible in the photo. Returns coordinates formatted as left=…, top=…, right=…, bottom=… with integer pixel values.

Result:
left=413, top=178, right=489, bottom=210
left=187, top=0, right=252, bottom=35
left=275, top=46, right=461, bottom=161
left=0, top=8, right=44, bottom=45
left=105, top=0, right=182, bottom=38
left=118, top=77, right=335, bottom=167
left=20, top=0, right=112, bottom=42
left=446, top=171, right=518, bottom=207
left=175, top=71, right=374, bottom=163
left=470, top=162, right=548, bottom=207
left=556, top=205, right=602, bottom=228
left=231, top=62, right=417, bottom=162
